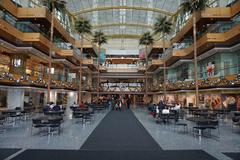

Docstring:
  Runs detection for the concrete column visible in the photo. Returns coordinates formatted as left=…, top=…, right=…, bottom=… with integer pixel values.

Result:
left=49, top=90, right=57, bottom=103
left=7, top=89, right=24, bottom=109
left=67, top=91, right=77, bottom=106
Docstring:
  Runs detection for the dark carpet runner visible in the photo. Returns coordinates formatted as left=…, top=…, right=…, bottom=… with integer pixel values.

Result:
left=81, top=109, right=161, bottom=150
left=0, top=148, right=20, bottom=160
left=223, top=152, right=240, bottom=160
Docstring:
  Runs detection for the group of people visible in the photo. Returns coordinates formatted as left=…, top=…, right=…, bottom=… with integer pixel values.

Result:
left=149, top=100, right=181, bottom=118
left=108, top=97, right=131, bottom=111
left=43, top=102, right=63, bottom=112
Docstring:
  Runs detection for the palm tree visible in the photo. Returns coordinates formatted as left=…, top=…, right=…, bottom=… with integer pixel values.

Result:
left=153, top=16, right=172, bottom=102
left=139, top=32, right=154, bottom=95
left=75, top=17, right=92, bottom=104
left=43, top=0, right=66, bottom=103
left=181, top=0, right=207, bottom=107
left=92, top=31, right=107, bottom=98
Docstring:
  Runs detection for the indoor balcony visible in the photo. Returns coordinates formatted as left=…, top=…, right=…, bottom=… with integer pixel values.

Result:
left=137, top=65, right=146, bottom=73
left=147, top=40, right=171, bottom=59
left=0, top=18, right=80, bottom=60
left=105, top=64, right=139, bottom=73
left=1, top=0, right=75, bottom=44
left=82, top=56, right=98, bottom=72
left=164, top=65, right=240, bottom=91
left=164, top=21, right=240, bottom=66
left=146, top=59, right=164, bottom=72
left=0, top=70, right=78, bottom=90
left=172, top=0, right=240, bottom=43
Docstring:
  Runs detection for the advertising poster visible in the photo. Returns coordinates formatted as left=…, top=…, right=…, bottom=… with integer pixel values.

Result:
left=236, top=96, right=240, bottom=111
left=100, top=48, right=106, bottom=64
left=211, top=94, right=221, bottom=109
left=139, top=48, right=146, bottom=60
left=221, top=94, right=237, bottom=110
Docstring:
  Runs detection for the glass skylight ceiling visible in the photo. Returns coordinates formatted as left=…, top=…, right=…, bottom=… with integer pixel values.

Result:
left=67, top=0, right=180, bottom=39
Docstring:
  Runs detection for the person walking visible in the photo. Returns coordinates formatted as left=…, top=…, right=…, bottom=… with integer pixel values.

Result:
left=127, top=98, right=131, bottom=109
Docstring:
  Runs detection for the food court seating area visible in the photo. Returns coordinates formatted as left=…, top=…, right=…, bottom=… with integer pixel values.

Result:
left=148, top=105, right=240, bottom=139
left=0, top=103, right=108, bottom=137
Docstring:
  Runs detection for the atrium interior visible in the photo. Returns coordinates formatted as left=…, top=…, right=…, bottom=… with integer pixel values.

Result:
left=0, top=0, right=240, bottom=160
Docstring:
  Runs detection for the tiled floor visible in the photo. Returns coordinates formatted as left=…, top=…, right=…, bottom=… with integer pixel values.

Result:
left=132, top=108, right=240, bottom=160
left=1, top=107, right=240, bottom=160
left=0, top=108, right=109, bottom=150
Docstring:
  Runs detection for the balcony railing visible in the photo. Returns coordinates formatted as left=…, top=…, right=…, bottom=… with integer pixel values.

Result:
left=106, top=64, right=138, bottom=69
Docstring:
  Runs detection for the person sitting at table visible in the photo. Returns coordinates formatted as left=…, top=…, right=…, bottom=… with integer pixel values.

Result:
left=155, top=106, right=160, bottom=118
left=53, top=105, right=61, bottom=111
left=49, top=103, right=55, bottom=110
left=158, top=100, right=165, bottom=110
left=172, top=103, right=181, bottom=111
left=43, top=105, right=49, bottom=112
left=162, top=108, right=170, bottom=114
left=80, top=101, right=86, bottom=108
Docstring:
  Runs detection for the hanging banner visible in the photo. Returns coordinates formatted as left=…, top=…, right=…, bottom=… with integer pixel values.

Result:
left=100, top=48, right=106, bottom=64
left=139, top=48, right=146, bottom=60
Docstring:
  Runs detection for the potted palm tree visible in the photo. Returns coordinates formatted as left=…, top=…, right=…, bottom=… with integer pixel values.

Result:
left=153, top=16, right=172, bottom=102
left=139, top=32, right=154, bottom=95
left=43, top=0, right=66, bottom=102
left=181, top=0, right=207, bottom=107
left=75, top=17, right=92, bottom=103
left=92, top=31, right=107, bottom=97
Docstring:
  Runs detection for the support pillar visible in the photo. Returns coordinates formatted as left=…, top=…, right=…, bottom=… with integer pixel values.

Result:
left=7, top=89, right=24, bottom=109
left=49, top=90, right=57, bottom=103
left=67, top=91, right=77, bottom=106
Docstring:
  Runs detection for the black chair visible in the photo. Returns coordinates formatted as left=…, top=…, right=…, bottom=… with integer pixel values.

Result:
left=0, top=116, right=6, bottom=133
left=193, top=121, right=208, bottom=137
left=206, top=120, right=220, bottom=138
left=232, top=116, right=240, bottom=132
left=48, top=119, right=61, bottom=135
left=31, top=119, right=46, bottom=135
left=82, top=113, right=92, bottom=124
left=174, top=110, right=188, bottom=133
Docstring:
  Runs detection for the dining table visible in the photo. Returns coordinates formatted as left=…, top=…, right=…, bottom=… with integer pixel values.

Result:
left=44, top=110, right=64, bottom=116
left=33, top=115, right=63, bottom=124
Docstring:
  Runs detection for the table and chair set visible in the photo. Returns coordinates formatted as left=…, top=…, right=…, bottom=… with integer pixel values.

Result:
left=71, top=107, right=94, bottom=124
left=31, top=115, right=63, bottom=136
left=153, top=107, right=236, bottom=139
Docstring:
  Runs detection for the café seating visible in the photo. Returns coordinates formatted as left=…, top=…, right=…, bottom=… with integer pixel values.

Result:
left=174, top=110, right=188, bottom=133
left=193, top=120, right=219, bottom=138
left=232, top=116, right=240, bottom=132
left=31, top=119, right=47, bottom=135
left=48, top=119, right=61, bottom=135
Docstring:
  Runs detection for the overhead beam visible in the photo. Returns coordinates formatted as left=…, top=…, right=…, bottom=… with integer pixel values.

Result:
left=106, top=34, right=142, bottom=39
left=92, top=23, right=154, bottom=29
left=73, top=6, right=174, bottom=16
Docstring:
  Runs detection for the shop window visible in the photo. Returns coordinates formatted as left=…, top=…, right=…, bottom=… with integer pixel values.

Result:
left=0, top=10, right=4, bottom=18
left=13, top=59, right=22, bottom=67
left=4, top=12, right=16, bottom=26
left=224, top=61, right=231, bottom=76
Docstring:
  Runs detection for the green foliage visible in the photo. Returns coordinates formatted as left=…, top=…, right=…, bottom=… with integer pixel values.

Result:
left=92, top=31, right=108, bottom=47
left=139, top=32, right=154, bottom=46
left=75, top=17, right=92, bottom=35
left=181, top=0, right=207, bottom=14
left=153, top=16, right=172, bottom=35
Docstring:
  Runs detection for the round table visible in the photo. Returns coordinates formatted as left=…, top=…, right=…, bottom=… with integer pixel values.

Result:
left=33, top=115, right=63, bottom=123
left=186, top=117, right=214, bottom=123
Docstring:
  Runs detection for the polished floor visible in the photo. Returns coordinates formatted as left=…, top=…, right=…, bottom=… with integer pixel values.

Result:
left=0, top=108, right=108, bottom=150
left=133, top=108, right=240, bottom=160
left=0, top=107, right=240, bottom=160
